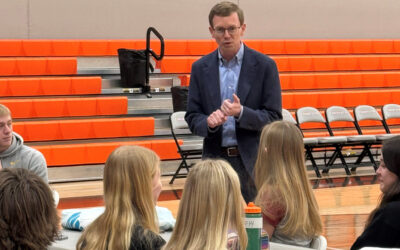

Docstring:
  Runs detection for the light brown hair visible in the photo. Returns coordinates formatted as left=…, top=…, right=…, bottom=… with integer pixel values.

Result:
left=77, top=145, right=160, bottom=250
left=165, top=159, right=247, bottom=250
left=209, top=1, right=244, bottom=27
left=0, top=168, right=59, bottom=249
left=254, top=121, right=322, bottom=238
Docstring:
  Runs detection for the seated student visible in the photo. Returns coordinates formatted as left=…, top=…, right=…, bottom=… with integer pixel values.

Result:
left=0, top=104, right=48, bottom=182
left=164, top=159, right=247, bottom=250
left=0, top=168, right=59, bottom=249
left=76, top=145, right=165, bottom=250
left=351, top=136, right=400, bottom=249
left=254, top=120, right=322, bottom=247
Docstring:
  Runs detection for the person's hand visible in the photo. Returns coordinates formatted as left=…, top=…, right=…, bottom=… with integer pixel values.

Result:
left=207, top=109, right=227, bottom=128
left=221, top=94, right=241, bottom=117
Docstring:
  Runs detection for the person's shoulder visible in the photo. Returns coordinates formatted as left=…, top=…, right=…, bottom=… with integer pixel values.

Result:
left=379, top=201, right=400, bottom=230
left=20, top=145, right=45, bottom=158
left=382, top=200, right=400, bottom=214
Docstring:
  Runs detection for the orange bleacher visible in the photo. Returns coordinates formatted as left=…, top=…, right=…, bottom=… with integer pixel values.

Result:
left=12, top=117, right=155, bottom=141
left=0, top=57, right=77, bottom=76
left=1, top=39, right=400, bottom=57
left=0, top=96, right=128, bottom=118
left=1, top=39, right=400, bottom=176
left=158, top=55, right=400, bottom=74
left=33, top=139, right=182, bottom=166
left=0, top=76, right=101, bottom=96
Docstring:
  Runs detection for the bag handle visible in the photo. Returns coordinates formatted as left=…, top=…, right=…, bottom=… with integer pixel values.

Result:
left=145, top=27, right=164, bottom=85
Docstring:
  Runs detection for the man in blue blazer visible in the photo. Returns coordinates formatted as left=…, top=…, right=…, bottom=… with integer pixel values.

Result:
left=185, top=1, right=282, bottom=202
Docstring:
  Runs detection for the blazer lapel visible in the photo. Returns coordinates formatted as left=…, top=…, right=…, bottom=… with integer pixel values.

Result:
left=237, top=46, right=258, bottom=104
left=202, top=51, right=221, bottom=110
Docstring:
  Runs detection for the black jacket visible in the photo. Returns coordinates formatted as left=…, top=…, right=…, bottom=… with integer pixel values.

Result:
left=351, top=197, right=400, bottom=249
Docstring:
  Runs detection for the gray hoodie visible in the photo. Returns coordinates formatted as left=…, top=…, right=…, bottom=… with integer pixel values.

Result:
left=0, top=132, right=48, bottom=182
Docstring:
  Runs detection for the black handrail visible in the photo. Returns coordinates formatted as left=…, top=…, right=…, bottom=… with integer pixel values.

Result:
left=145, top=27, right=164, bottom=86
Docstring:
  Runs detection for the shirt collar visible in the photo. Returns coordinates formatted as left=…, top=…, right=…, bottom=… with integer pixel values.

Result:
left=218, top=42, right=244, bottom=65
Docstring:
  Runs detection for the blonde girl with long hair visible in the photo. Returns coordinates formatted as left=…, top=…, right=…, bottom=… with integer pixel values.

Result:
left=76, top=145, right=165, bottom=250
left=164, top=159, right=247, bottom=250
left=254, top=120, right=322, bottom=247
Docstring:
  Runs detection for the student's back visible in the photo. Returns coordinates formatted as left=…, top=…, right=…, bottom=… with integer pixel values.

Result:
left=254, top=121, right=322, bottom=247
left=164, top=159, right=248, bottom=250
left=76, top=145, right=165, bottom=250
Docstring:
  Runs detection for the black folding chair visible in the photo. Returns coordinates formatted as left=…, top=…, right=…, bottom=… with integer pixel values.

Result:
left=353, top=105, right=396, bottom=142
left=325, top=106, right=377, bottom=171
left=282, top=108, right=320, bottom=177
left=296, top=107, right=351, bottom=175
left=169, top=111, right=202, bottom=184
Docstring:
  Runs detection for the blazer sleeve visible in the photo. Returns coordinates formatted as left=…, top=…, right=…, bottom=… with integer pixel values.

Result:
left=185, top=62, right=219, bottom=138
left=237, top=57, right=282, bottom=131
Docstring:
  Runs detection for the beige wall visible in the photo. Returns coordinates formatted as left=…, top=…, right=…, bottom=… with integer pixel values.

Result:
left=0, top=0, right=399, bottom=39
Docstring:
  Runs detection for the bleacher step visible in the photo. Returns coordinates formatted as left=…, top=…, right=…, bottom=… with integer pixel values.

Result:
left=48, top=159, right=196, bottom=184
left=101, top=77, right=175, bottom=94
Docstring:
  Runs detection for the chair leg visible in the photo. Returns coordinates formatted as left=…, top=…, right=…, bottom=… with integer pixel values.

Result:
left=169, top=157, right=189, bottom=184
left=306, top=147, right=321, bottom=178
left=354, top=147, right=367, bottom=166
left=364, top=144, right=378, bottom=171
left=337, top=146, right=351, bottom=175
left=326, top=150, right=339, bottom=166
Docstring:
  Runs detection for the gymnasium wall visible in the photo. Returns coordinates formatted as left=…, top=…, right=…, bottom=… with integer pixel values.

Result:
left=1, top=0, right=400, bottom=39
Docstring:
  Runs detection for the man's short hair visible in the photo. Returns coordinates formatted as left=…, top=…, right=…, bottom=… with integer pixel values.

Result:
left=0, top=104, right=11, bottom=117
left=208, top=1, right=244, bottom=27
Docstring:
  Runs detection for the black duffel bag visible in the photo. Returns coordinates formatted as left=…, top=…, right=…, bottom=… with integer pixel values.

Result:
left=117, top=49, right=154, bottom=88
left=117, top=27, right=164, bottom=91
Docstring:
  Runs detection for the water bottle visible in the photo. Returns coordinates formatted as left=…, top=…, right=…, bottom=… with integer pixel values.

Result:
left=245, top=202, right=262, bottom=250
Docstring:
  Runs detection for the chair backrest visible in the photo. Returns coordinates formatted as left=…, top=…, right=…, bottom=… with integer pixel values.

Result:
left=382, top=103, right=400, bottom=120
left=310, top=235, right=327, bottom=250
left=296, top=107, right=326, bottom=125
left=170, top=111, right=189, bottom=130
left=354, top=105, right=385, bottom=135
left=282, top=108, right=297, bottom=124
left=354, top=105, right=382, bottom=122
left=325, top=105, right=357, bottom=136
left=326, top=106, right=354, bottom=123
left=382, top=103, right=400, bottom=133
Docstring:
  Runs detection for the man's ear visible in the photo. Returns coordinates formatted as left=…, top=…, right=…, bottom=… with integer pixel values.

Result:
left=209, top=26, right=215, bottom=39
left=240, top=23, right=246, bottom=37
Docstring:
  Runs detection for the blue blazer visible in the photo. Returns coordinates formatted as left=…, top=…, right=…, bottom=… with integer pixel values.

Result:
left=185, top=45, right=282, bottom=173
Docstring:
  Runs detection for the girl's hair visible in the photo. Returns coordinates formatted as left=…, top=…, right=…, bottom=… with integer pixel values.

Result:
left=165, top=159, right=248, bottom=250
left=77, top=145, right=160, bottom=250
left=0, top=168, right=59, bottom=249
left=254, top=120, right=322, bottom=238
left=366, top=136, right=400, bottom=227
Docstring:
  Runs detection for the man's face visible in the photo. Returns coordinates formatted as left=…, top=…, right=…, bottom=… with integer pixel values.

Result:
left=209, top=12, right=246, bottom=60
left=0, top=115, right=13, bottom=151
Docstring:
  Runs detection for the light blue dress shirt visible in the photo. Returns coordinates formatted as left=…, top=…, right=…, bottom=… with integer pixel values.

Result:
left=218, top=43, right=244, bottom=147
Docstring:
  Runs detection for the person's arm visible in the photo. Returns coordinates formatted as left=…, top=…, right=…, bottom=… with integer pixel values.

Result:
left=185, top=63, right=225, bottom=138
left=236, top=58, right=282, bottom=131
